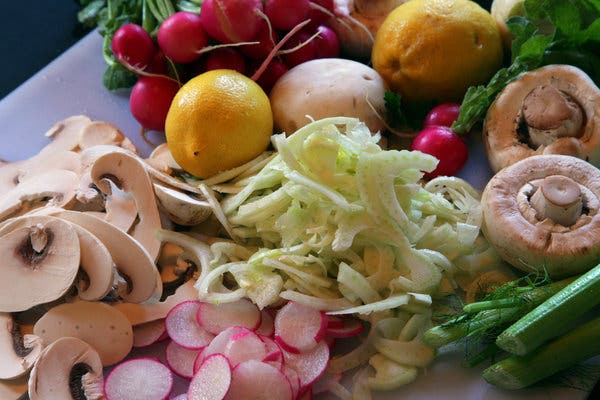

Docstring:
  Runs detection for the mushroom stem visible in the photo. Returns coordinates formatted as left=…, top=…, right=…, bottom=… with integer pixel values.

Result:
left=530, top=175, right=583, bottom=226
left=522, top=85, right=584, bottom=147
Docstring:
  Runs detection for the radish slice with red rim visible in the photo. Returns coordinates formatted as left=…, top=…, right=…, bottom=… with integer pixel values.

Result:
left=165, top=340, right=204, bottom=379
left=274, top=302, right=327, bottom=353
left=133, top=319, right=167, bottom=348
left=224, top=360, right=293, bottom=400
left=195, top=326, right=249, bottom=368
left=104, top=357, right=173, bottom=400
left=282, top=340, right=330, bottom=390
left=188, top=353, right=232, bottom=400
left=166, top=301, right=214, bottom=350
left=255, top=308, right=275, bottom=337
left=260, top=335, right=283, bottom=366
left=324, top=317, right=364, bottom=339
left=223, top=329, right=267, bottom=367
left=197, top=298, right=261, bottom=335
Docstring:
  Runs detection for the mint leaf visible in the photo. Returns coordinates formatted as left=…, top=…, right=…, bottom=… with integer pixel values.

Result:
left=103, top=64, right=137, bottom=90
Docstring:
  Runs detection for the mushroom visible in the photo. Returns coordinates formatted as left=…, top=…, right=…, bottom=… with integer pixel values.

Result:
left=0, top=217, right=80, bottom=312
left=145, top=143, right=182, bottom=174
left=33, top=301, right=133, bottom=366
left=78, top=121, right=128, bottom=150
left=28, top=336, right=104, bottom=400
left=39, top=115, right=92, bottom=156
left=0, top=313, right=43, bottom=380
left=481, top=154, right=600, bottom=277
left=0, top=375, right=28, bottom=400
left=483, top=64, right=600, bottom=172
left=101, top=179, right=138, bottom=233
left=153, top=183, right=212, bottom=226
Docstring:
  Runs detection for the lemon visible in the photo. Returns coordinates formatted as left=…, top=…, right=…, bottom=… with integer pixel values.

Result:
left=165, top=69, right=273, bottom=178
left=372, top=0, right=503, bottom=103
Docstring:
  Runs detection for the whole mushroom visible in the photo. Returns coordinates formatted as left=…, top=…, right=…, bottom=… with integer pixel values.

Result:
left=483, top=65, right=600, bottom=172
left=481, top=154, right=600, bottom=278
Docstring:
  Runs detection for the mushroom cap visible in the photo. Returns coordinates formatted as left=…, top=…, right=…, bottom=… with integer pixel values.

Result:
left=0, top=313, right=43, bottom=379
left=481, top=154, right=600, bottom=277
left=0, top=216, right=80, bottom=312
left=483, top=64, right=600, bottom=172
left=33, top=301, right=133, bottom=366
left=154, top=183, right=212, bottom=226
left=28, top=336, right=104, bottom=400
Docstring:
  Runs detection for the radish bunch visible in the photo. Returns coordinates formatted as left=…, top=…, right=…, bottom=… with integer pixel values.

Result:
left=110, top=0, right=342, bottom=132
left=104, top=298, right=364, bottom=399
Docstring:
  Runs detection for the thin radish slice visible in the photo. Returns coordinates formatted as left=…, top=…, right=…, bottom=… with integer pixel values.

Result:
left=325, top=317, right=364, bottom=338
left=326, top=315, right=345, bottom=330
left=255, top=308, right=275, bottom=336
left=166, top=340, right=204, bottom=379
left=170, top=395, right=187, bottom=400
left=188, top=354, right=232, bottom=400
left=282, top=340, right=330, bottom=390
left=282, top=364, right=301, bottom=399
left=104, top=357, right=173, bottom=400
left=224, top=360, right=293, bottom=400
left=260, top=335, right=283, bottom=366
left=197, top=298, right=261, bottom=335
left=223, top=329, right=267, bottom=367
left=195, top=326, right=249, bottom=369
left=193, top=348, right=206, bottom=374
left=133, top=319, right=167, bottom=348
left=166, top=301, right=214, bottom=350
left=274, top=302, right=327, bottom=353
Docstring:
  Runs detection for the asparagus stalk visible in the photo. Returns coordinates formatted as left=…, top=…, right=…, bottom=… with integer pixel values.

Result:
left=483, top=315, right=600, bottom=389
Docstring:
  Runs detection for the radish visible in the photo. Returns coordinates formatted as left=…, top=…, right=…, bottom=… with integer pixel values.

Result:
left=196, top=298, right=261, bottom=334
left=111, top=23, right=155, bottom=69
left=260, top=335, right=283, bottom=366
left=200, top=0, right=264, bottom=44
left=424, top=102, right=462, bottom=128
left=252, top=58, right=289, bottom=94
left=324, top=317, right=364, bottom=338
left=203, top=48, right=247, bottom=75
left=256, top=308, right=275, bottom=337
left=196, top=326, right=250, bottom=368
left=410, top=125, right=469, bottom=179
left=165, top=301, right=215, bottom=350
left=274, top=302, right=327, bottom=353
left=166, top=340, right=204, bottom=379
left=265, top=0, right=311, bottom=31
left=307, top=0, right=335, bottom=28
left=240, top=20, right=278, bottom=60
left=314, top=25, right=340, bottom=58
left=224, top=360, right=293, bottom=400
left=158, top=11, right=209, bottom=64
left=282, top=340, right=330, bottom=391
left=133, top=319, right=167, bottom=348
left=281, top=29, right=319, bottom=68
left=223, top=329, right=267, bottom=367
left=171, top=395, right=187, bottom=400
left=129, top=76, right=180, bottom=132
left=188, top=354, right=232, bottom=400
left=104, top=358, right=174, bottom=400
left=282, top=364, right=302, bottom=399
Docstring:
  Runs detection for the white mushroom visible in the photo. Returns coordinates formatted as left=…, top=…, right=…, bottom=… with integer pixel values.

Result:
left=28, top=337, right=104, bottom=400
left=145, top=143, right=182, bottom=174
left=78, top=121, right=127, bottom=150
left=39, top=115, right=92, bottom=156
left=0, top=217, right=80, bottom=312
left=154, top=183, right=212, bottom=226
left=0, top=376, right=28, bottom=400
left=33, top=301, right=133, bottom=366
left=101, top=179, right=138, bottom=233
left=0, top=313, right=43, bottom=380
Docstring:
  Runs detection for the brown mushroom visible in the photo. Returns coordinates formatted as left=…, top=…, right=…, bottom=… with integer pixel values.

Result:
left=28, top=336, right=104, bottom=400
left=0, top=313, right=43, bottom=380
left=481, top=154, right=600, bottom=277
left=0, top=375, right=28, bottom=400
left=154, top=183, right=212, bottom=226
left=483, top=65, right=600, bottom=172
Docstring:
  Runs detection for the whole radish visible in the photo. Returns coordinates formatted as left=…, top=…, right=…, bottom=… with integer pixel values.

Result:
left=158, top=11, right=209, bottom=64
left=424, top=102, right=462, bottom=128
left=200, top=0, right=264, bottom=44
left=265, top=0, right=311, bottom=31
left=111, top=23, right=155, bottom=69
left=240, top=20, right=278, bottom=60
left=410, top=125, right=468, bottom=179
left=203, top=48, right=247, bottom=75
left=307, top=0, right=335, bottom=28
left=252, top=58, right=288, bottom=94
left=130, top=76, right=180, bottom=132
left=282, top=29, right=319, bottom=68
left=315, top=25, right=340, bottom=58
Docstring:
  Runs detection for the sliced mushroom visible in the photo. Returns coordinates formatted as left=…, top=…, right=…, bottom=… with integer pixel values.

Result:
left=483, top=65, right=600, bottom=172
left=0, top=313, right=43, bottom=379
left=101, top=179, right=138, bottom=233
left=0, top=375, right=28, bottom=400
left=0, top=217, right=80, bottom=312
left=481, top=154, right=600, bottom=277
left=39, top=115, right=92, bottom=156
left=78, top=121, right=127, bottom=150
left=28, top=336, right=104, bottom=400
left=146, top=143, right=182, bottom=174
left=33, top=301, right=133, bottom=366
left=90, top=150, right=162, bottom=260
left=154, top=183, right=212, bottom=226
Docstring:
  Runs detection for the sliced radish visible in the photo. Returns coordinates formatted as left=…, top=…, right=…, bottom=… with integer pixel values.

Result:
left=324, top=317, right=364, bottom=339
left=223, top=329, right=267, bottom=367
left=166, top=301, right=214, bottom=350
left=170, top=395, right=187, bottom=400
left=274, top=302, right=326, bottom=353
left=104, top=358, right=173, bottom=400
left=325, top=315, right=345, bottom=330
left=224, top=360, right=293, bottom=400
left=281, top=364, right=301, bottom=399
left=165, top=340, right=204, bottom=379
left=188, top=353, right=232, bottom=400
left=255, top=308, right=275, bottom=337
left=197, top=298, right=261, bottom=335
left=282, top=340, right=330, bottom=390
left=195, top=326, right=249, bottom=368
left=193, top=348, right=206, bottom=374
left=133, top=319, right=167, bottom=348
left=260, top=335, right=283, bottom=366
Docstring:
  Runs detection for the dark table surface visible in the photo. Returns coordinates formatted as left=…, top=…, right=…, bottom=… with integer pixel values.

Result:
left=0, top=1, right=599, bottom=399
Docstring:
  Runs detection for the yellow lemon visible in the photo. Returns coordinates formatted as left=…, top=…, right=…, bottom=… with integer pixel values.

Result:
left=165, top=69, right=273, bottom=178
left=372, top=0, right=503, bottom=103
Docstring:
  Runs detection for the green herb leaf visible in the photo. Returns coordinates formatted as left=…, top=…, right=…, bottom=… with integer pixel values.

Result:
left=384, top=91, right=406, bottom=129
left=103, top=64, right=137, bottom=90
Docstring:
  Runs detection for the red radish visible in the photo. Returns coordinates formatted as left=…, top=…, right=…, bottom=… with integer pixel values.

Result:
left=298, top=388, right=313, bottom=399
left=265, top=0, right=311, bottom=31
left=104, top=358, right=174, bottom=400
left=188, top=354, right=232, bottom=400
left=260, top=335, right=283, bottom=366
left=158, top=11, right=209, bottom=63
left=253, top=58, right=288, bottom=94
left=255, top=309, right=275, bottom=337
left=307, top=0, right=335, bottom=28
left=314, top=25, right=340, bottom=58
left=223, top=329, right=267, bottom=367
left=240, top=20, right=278, bottom=60
left=281, top=29, right=319, bottom=68
left=171, top=395, right=187, bottom=400
left=282, top=364, right=302, bottom=399
left=224, top=360, right=293, bottom=400
left=133, top=319, right=167, bottom=348
left=147, top=50, right=168, bottom=74
left=165, top=301, right=215, bottom=350
left=196, top=326, right=250, bottom=368
left=197, top=298, right=261, bottom=335
left=424, top=102, right=462, bottom=128
left=410, top=125, right=468, bottom=178
left=203, top=48, right=247, bottom=75
left=193, top=348, right=206, bottom=374
left=200, top=0, right=264, bottom=44
left=325, top=316, right=345, bottom=330
left=274, top=302, right=327, bottom=353
left=111, top=23, right=155, bottom=68
left=129, top=76, right=180, bottom=131
left=282, top=340, right=330, bottom=391
left=166, top=340, right=204, bottom=379
left=324, top=317, right=364, bottom=339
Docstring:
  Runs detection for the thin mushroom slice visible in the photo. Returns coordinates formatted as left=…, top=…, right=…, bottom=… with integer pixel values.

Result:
left=154, top=183, right=212, bottom=226
left=0, top=375, right=28, bottom=400
left=39, top=115, right=92, bottom=156
left=78, top=121, right=126, bottom=149
left=102, top=179, right=138, bottom=233
left=28, top=336, right=104, bottom=400
left=0, top=313, right=43, bottom=379
left=0, top=217, right=80, bottom=312
left=146, top=143, right=182, bottom=173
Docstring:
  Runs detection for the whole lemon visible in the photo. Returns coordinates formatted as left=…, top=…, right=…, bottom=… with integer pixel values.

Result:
left=165, top=69, right=273, bottom=178
left=372, top=0, right=503, bottom=103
